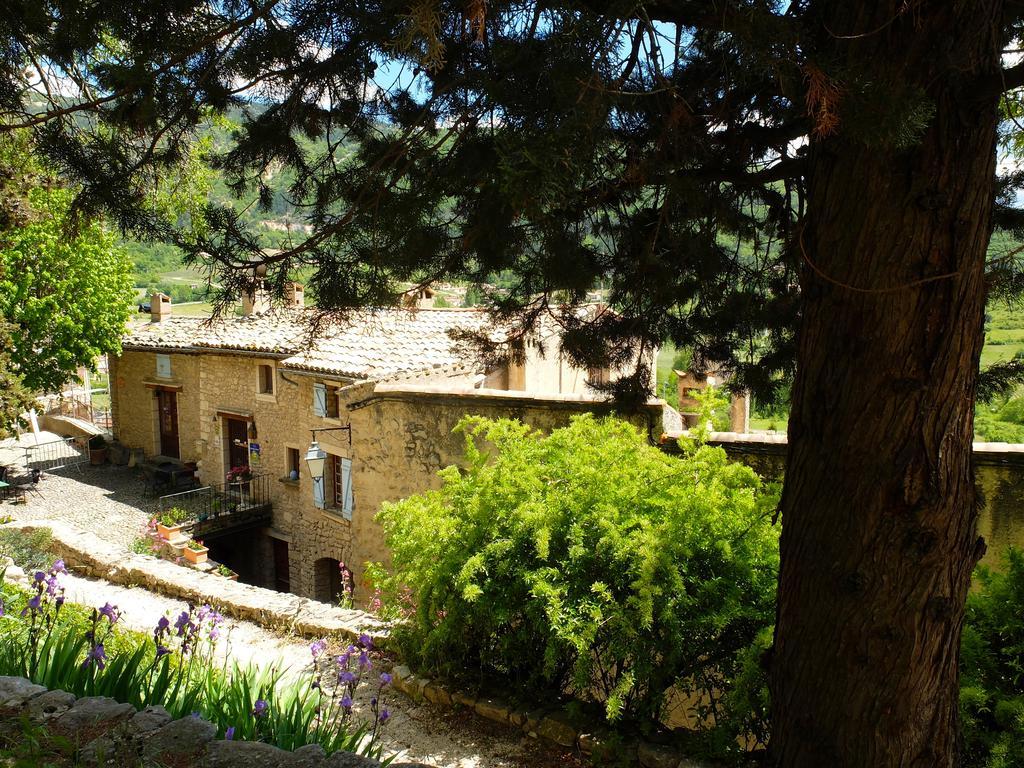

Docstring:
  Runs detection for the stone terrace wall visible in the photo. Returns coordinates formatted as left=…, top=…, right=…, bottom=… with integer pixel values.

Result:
left=3, top=520, right=387, bottom=644
left=0, top=676, right=423, bottom=768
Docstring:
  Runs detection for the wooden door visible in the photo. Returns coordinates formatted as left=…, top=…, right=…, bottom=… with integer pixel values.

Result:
left=157, top=390, right=179, bottom=458
left=272, top=538, right=290, bottom=593
left=225, top=418, right=249, bottom=471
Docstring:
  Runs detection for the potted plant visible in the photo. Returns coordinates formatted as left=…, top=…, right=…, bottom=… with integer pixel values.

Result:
left=155, top=507, right=191, bottom=540
left=183, top=538, right=209, bottom=565
left=226, top=465, right=253, bottom=483
left=215, top=563, right=238, bottom=581
left=88, top=435, right=108, bottom=465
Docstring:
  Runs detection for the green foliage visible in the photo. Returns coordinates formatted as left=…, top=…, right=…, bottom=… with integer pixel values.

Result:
left=0, top=155, right=135, bottom=392
left=0, top=571, right=390, bottom=758
left=156, top=507, right=192, bottom=527
left=0, top=319, right=33, bottom=437
left=376, top=414, right=780, bottom=726
left=960, top=549, right=1024, bottom=767
left=0, top=527, right=53, bottom=572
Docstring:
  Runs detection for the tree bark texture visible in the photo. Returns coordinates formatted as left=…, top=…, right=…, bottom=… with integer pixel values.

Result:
left=770, top=2, right=1004, bottom=766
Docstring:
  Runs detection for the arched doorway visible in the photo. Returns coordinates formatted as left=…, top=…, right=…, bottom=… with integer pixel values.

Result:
left=313, top=557, right=350, bottom=604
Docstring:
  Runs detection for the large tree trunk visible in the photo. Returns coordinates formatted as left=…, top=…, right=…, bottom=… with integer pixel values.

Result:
left=769, top=3, right=1003, bottom=766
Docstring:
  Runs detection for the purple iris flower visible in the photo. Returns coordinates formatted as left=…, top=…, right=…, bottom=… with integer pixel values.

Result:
left=33, top=571, right=44, bottom=582
left=359, top=633, right=373, bottom=649
left=98, top=603, right=119, bottom=624
left=380, top=672, right=392, bottom=686
left=358, top=652, right=371, bottom=670
left=156, top=645, right=170, bottom=658
left=340, top=695, right=353, bottom=709
left=84, top=644, right=107, bottom=670
left=339, top=670, right=356, bottom=684
left=21, top=594, right=41, bottom=617
left=310, top=638, right=327, bottom=658
left=52, top=560, right=66, bottom=574
left=380, top=709, right=391, bottom=722
left=253, top=699, right=268, bottom=717
left=225, top=727, right=235, bottom=740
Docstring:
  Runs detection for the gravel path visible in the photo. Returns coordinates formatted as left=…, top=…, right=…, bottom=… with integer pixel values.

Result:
left=5, top=464, right=155, bottom=550
left=2, top=466, right=581, bottom=768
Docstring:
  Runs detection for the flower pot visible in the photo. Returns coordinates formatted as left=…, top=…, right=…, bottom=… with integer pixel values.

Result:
left=157, top=522, right=186, bottom=541
left=89, top=447, right=108, bottom=466
left=183, top=545, right=208, bottom=565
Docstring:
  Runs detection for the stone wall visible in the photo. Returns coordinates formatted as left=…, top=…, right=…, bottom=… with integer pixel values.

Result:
left=0, top=676, right=422, bottom=768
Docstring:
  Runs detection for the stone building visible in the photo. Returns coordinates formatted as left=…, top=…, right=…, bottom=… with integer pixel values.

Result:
left=109, top=292, right=662, bottom=601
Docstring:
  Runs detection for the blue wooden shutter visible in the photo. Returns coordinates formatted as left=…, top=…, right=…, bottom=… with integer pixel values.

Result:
left=341, top=458, right=354, bottom=520
left=312, top=475, right=326, bottom=509
left=312, top=383, right=327, bottom=416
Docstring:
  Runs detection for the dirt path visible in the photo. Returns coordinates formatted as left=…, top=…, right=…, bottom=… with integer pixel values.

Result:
left=50, top=571, right=578, bottom=768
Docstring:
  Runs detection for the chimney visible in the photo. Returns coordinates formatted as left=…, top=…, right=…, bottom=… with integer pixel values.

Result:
left=285, top=282, right=305, bottom=308
left=241, top=285, right=271, bottom=316
left=151, top=292, right=171, bottom=323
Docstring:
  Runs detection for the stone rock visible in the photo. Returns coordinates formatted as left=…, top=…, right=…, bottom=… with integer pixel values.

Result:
left=521, top=708, right=547, bottom=737
left=325, top=750, right=382, bottom=767
left=143, top=714, right=217, bottom=759
left=390, top=665, right=413, bottom=683
left=508, top=710, right=528, bottom=729
left=0, top=676, right=46, bottom=708
left=537, top=711, right=577, bottom=747
left=127, top=705, right=173, bottom=736
left=638, top=740, right=682, bottom=768
left=291, top=743, right=328, bottom=767
left=52, top=696, right=134, bottom=737
left=201, top=740, right=290, bottom=767
left=26, top=690, right=76, bottom=721
left=451, top=690, right=477, bottom=709
left=5, top=565, right=26, bottom=583
left=473, top=697, right=510, bottom=724
left=422, top=683, right=452, bottom=707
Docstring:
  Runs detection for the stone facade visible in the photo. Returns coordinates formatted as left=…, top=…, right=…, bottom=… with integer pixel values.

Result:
left=110, top=344, right=665, bottom=603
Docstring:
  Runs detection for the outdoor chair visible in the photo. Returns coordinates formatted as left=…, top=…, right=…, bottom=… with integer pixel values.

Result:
left=7, top=469, right=41, bottom=501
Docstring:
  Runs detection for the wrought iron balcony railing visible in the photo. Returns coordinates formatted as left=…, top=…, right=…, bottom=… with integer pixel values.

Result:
left=158, top=473, right=273, bottom=539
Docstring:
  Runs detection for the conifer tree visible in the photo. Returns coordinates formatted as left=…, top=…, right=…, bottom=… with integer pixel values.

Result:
left=2, top=2, right=1022, bottom=764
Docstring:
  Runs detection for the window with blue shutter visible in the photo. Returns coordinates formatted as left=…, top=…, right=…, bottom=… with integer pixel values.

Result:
left=312, top=382, right=327, bottom=416
left=312, top=475, right=326, bottom=509
left=341, top=457, right=353, bottom=520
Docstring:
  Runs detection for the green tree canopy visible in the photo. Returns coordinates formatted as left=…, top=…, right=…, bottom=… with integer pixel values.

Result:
left=0, top=145, right=134, bottom=392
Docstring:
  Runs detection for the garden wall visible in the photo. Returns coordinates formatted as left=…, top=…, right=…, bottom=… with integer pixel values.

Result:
left=665, top=431, right=1024, bottom=569
left=0, top=675, right=422, bottom=767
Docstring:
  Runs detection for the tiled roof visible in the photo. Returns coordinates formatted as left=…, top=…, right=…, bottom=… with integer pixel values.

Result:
left=122, top=307, right=497, bottom=381
left=123, top=310, right=310, bottom=354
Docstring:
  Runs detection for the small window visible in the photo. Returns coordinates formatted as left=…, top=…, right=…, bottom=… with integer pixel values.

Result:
left=286, top=447, right=300, bottom=478
left=324, top=454, right=354, bottom=519
left=588, top=367, right=609, bottom=386
left=156, top=354, right=171, bottom=379
left=325, top=387, right=339, bottom=418
left=258, top=364, right=274, bottom=394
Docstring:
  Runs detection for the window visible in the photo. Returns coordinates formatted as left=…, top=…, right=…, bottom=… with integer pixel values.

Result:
left=156, top=354, right=171, bottom=379
left=587, top=366, right=610, bottom=386
left=257, top=364, right=274, bottom=395
left=313, top=382, right=341, bottom=418
left=285, top=447, right=300, bottom=479
left=331, top=455, right=344, bottom=508
left=314, top=454, right=353, bottom=519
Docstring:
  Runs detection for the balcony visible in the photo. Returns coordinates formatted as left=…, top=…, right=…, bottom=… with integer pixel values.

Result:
left=158, top=473, right=273, bottom=539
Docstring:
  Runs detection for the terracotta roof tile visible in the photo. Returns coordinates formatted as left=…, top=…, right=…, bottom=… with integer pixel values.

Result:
left=123, top=308, right=496, bottom=380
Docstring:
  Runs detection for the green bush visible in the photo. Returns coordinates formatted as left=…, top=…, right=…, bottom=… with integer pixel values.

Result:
left=0, top=527, right=53, bottom=571
left=376, top=414, right=780, bottom=726
left=961, top=548, right=1024, bottom=767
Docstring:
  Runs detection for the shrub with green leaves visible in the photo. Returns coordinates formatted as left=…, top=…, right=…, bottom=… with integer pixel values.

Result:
left=961, top=548, right=1024, bottom=767
left=376, top=414, right=780, bottom=725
